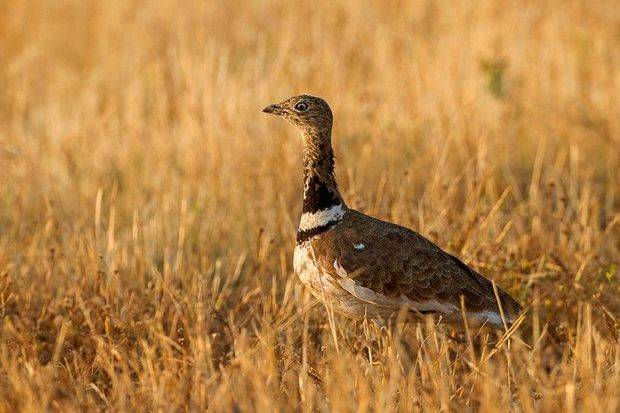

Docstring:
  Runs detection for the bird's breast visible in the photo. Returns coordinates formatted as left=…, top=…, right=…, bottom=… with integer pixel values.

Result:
left=293, top=241, right=338, bottom=294
left=293, top=241, right=388, bottom=319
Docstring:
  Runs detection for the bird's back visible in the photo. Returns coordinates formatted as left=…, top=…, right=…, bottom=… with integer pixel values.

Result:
left=297, top=209, right=522, bottom=327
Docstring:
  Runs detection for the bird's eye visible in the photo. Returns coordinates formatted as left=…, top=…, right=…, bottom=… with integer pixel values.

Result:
left=294, top=102, right=308, bottom=112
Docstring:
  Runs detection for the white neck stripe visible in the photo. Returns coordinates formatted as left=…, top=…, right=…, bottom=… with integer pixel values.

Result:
left=298, top=204, right=345, bottom=231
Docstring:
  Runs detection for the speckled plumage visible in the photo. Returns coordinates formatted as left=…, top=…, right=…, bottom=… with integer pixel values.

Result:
left=264, top=95, right=522, bottom=328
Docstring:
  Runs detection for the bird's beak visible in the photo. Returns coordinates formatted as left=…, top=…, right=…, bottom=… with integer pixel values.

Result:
left=262, top=103, right=283, bottom=115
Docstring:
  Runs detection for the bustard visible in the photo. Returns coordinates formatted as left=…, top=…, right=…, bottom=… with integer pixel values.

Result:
left=263, top=95, right=521, bottom=328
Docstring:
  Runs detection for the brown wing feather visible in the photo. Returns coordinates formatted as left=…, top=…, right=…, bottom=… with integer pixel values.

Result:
left=310, top=209, right=521, bottom=319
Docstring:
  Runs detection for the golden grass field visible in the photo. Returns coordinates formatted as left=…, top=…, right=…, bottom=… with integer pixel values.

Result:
left=0, top=0, right=619, bottom=411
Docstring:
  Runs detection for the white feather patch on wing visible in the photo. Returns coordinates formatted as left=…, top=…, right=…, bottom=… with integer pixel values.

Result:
left=298, top=204, right=345, bottom=231
left=469, top=310, right=505, bottom=327
left=333, top=259, right=348, bottom=278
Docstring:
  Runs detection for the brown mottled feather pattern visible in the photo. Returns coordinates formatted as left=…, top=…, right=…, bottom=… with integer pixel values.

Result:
left=310, top=209, right=522, bottom=321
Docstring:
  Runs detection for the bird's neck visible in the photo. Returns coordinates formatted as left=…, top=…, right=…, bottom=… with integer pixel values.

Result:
left=297, top=129, right=346, bottom=243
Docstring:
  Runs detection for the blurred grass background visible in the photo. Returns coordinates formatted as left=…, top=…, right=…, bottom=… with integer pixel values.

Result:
left=0, top=0, right=618, bottom=411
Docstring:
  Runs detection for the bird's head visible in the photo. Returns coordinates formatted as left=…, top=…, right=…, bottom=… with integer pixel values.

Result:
left=263, top=95, right=333, bottom=135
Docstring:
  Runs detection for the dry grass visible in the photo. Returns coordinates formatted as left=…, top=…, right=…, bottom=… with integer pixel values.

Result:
left=0, top=0, right=619, bottom=411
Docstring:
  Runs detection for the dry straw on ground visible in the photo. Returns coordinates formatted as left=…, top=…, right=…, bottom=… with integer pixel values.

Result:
left=0, top=0, right=618, bottom=411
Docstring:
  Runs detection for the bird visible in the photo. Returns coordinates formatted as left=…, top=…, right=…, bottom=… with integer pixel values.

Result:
left=263, top=95, right=522, bottom=328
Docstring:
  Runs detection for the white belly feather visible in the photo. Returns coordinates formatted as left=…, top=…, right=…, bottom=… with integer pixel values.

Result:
left=293, top=242, right=338, bottom=294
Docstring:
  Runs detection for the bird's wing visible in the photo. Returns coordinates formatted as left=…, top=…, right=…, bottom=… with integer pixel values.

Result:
left=310, top=209, right=521, bottom=319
